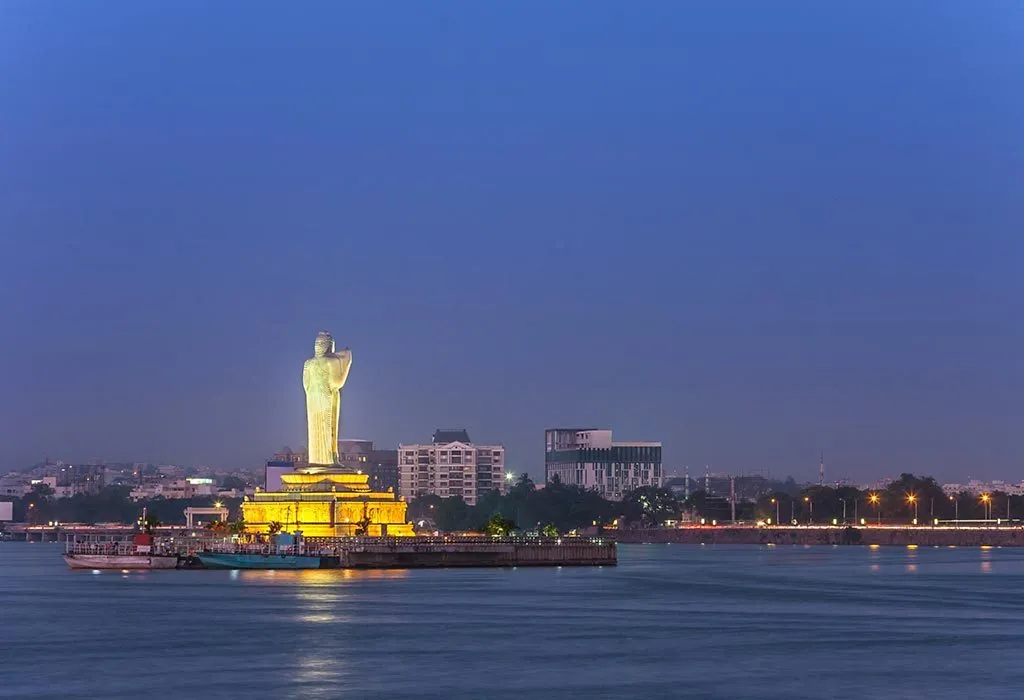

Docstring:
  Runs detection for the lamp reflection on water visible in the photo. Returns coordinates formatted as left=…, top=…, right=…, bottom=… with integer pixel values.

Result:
left=905, top=543, right=918, bottom=573
left=980, top=546, right=993, bottom=574
left=228, top=569, right=411, bottom=623
left=235, top=569, right=410, bottom=585
left=286, top=655, right=346, bottom=697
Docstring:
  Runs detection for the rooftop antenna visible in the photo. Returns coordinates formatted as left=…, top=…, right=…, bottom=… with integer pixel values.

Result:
left=684, top=465, right=690, bottom=500
left=819, top=452, right=825, bottom=487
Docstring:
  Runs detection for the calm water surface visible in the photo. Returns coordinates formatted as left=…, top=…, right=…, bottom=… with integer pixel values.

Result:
left=2, top=542, right=1023, bottom=699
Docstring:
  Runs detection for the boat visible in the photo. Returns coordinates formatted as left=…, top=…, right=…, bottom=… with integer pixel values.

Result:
left=196, top=532, right=322, bottom=570
left=64, top=534, right=179, bottom=570
left=196, top=551, right=322, bottom=570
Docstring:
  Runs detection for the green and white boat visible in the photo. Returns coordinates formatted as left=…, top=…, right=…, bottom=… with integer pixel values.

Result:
left=197, top=533, right=323, bottom=570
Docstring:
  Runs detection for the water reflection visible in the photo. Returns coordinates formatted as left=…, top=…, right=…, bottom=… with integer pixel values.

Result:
left=284, top=655, right=346, bottom=700
left=230, top=569, right=412, bottom=623
left=294, top=574, right=349, bottom=625
left=340, top=568, right=410, bottom=581
left=236, top=568, right=409, bottom=586
left=980, top=546, right=993, bottom=574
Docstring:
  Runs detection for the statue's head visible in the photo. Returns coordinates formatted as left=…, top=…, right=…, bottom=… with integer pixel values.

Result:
left=313, top=331, right=335, bottom=357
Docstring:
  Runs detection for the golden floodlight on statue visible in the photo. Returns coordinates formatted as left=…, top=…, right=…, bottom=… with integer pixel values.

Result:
left=241, top=331, right=414, bottom=537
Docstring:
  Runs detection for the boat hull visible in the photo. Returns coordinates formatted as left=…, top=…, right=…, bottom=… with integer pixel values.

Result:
left=64, top=554, right=179, bottom=570
left=197, top=552, right=322, bottom=570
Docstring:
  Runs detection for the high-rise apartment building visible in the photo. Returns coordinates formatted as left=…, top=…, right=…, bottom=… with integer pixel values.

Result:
left=544, top=428, right=662, bottom=501
left=398, top=429, right=506, bottom=505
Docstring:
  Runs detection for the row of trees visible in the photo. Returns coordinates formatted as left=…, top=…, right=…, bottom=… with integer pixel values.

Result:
left=6, top=472, right=1020, bottom=533
left=410, top=473, right=1024, bottom=533
left=9, top=483, right=241, bottom=526
left=407, top=473, right=685, bottom=533
left=747, top=473, right=1020, bottom=525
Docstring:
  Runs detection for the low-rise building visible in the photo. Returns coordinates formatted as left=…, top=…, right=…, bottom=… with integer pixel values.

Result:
left=129, top=477, right=216, bottom=501
left=0, top=474, right=30, bottom=497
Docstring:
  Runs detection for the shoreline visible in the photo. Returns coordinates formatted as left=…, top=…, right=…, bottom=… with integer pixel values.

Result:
left=613, top=526, right=1024, bottom=547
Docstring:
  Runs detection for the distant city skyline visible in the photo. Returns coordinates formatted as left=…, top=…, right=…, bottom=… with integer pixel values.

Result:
left=1, top=3, right=1020, bottom=482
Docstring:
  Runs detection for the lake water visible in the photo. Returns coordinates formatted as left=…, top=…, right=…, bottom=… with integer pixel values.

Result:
left=2, top=542, right=1023, bottom=699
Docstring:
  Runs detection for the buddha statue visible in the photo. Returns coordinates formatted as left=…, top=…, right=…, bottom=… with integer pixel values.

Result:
left=302, top=331, right=352, bottom=466
left=243, top=331, right=412, bottom=536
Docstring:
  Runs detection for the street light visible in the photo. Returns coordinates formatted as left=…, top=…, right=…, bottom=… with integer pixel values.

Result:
left=981, top=493, right=991, bottom=521
left=770, top=498, right=780, bottom=526
left=868, top=493, right=880, bottom=525
left=907, top=493, right=918, bottom=524
left=950, top=495, right=958, bottom=525
left=804, top=496, right=813, bottom=524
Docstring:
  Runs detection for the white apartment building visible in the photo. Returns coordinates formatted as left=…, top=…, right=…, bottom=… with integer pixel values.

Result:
left=398, top=429, right=506, bottom=506
left=544, top=428, right=663, bottom=501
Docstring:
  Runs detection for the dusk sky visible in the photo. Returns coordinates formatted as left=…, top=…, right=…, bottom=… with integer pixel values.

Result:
left=1, top=2, right=1021, bottom=483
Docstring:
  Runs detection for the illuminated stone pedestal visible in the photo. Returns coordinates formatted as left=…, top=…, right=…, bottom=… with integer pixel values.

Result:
left=243, top=470, right=414, bottom=537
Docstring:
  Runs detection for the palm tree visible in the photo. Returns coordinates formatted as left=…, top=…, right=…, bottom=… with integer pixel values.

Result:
left=355, top=515, right=372, bottom=536
left=483, top=513, right=515, bottom=536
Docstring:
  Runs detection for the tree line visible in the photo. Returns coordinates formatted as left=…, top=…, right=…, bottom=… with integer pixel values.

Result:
left=410, top=472, right=1024, bottom=532
left=7, top=483, right=242, bottom=527
left=5, top=472, right=1020, bottom=533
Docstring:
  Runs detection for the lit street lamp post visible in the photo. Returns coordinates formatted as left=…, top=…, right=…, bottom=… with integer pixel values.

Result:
left=907, top=493, right=918, bottom=525
left=804, top=496, right=813, bottom=524
left=950, top=495, right=958, bottom=525
left=981, top=493, right=991, bottom=521
left=869, top=493, right=880, bottom=526
left=771, top=498, right=780, bottom=526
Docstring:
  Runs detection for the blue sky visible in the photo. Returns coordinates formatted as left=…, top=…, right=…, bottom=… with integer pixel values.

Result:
left=1, top=1, right=1021, bottom=483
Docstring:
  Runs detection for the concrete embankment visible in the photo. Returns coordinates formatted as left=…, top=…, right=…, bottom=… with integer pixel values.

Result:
left=328, top=539, right=617, bottom=568
left=176, top=537, right=618, bottom=569
left=613, top=527, right=1024, bottom=547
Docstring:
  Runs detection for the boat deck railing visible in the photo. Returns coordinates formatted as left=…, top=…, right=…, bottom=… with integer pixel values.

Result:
left=305, top=535, right=611, bottom=547
left=148, top=534, right=614, bottom=556
left=201, top=542, right=307, bottom=556
left=65, top=542, right=173, bottom=556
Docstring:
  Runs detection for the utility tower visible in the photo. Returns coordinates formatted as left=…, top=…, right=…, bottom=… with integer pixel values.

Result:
left=730, top=475, right=736, bottom=523
left=819, top=453, right=825, bottom=487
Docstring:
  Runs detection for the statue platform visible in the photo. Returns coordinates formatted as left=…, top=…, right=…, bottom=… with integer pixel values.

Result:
left=243, top=467, right=415, bottom=537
